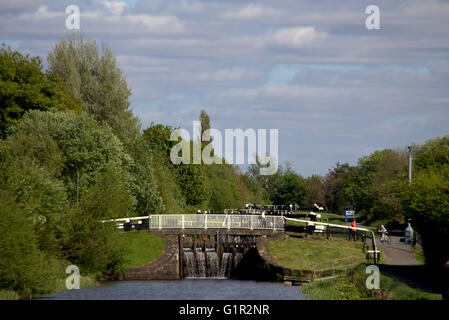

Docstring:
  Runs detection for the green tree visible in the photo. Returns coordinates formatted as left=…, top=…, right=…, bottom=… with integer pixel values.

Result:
left=126, top=137, right=164, bottom=214
left=47, top=34, right=140, bottom=147
left=0, top=143, right=68, bottom=254
left=0, top=191, right=61, bottom=297
left=402, top=165, right=449, bottom=266
left=401, top=135, right=449, bottom=266
left=7, top=110, right=136, bottom=207
left=304, top=175, right=326, bottom=208
left=0, top=45, right=79, bottom=138
left=66, top=168, right=132, bottom=278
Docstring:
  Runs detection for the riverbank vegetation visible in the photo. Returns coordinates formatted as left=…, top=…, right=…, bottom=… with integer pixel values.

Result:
left=301, top=264, right=442, bottom=300
left=0, top=36, right=266, bottom=298
left=1, top=33, right=448, bottom=299
left=268, top=237, right=440, bottom=300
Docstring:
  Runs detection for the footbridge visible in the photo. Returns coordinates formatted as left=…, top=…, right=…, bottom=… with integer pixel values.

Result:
left=103, top=214, right=379, bottom=280
left=102, top=214, right=285, bottom=236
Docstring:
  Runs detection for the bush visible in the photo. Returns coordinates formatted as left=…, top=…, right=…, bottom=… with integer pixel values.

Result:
left=0, top=192, right=61, bottom=297
left=65, top=169, right=132, bottom=278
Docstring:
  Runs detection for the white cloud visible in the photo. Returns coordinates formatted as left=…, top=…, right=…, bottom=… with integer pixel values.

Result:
left=121, top=14, right=184, bottom=33
left=222, top=3, right=279, bottom=20
left=266, top=27, right=326, bottom=48
left=101, top=0, right=127, bottom=16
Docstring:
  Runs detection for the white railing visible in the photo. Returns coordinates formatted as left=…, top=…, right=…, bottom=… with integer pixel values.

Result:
left=103, top=214, right=285, bottom=231
left=150, top=214, right=284, bottom=231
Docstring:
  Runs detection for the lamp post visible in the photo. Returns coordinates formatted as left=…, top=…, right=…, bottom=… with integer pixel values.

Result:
left=70, top=163, right=79, bottom=204
left=408, top=146, right=412, bottom=184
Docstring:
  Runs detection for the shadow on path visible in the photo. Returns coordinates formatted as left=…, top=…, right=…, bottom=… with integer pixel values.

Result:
left=378, top=233, right=448, bottom=298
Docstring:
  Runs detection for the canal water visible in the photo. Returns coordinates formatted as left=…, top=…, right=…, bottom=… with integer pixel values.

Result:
left=39, top=280, right=307, bottom=300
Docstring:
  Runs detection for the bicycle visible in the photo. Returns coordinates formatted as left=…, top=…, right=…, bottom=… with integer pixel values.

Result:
left=380, top=232, right=391, bottom=245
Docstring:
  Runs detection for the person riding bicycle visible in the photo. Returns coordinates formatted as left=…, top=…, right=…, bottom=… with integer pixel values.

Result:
left=378, top=225, right=387, bottom=241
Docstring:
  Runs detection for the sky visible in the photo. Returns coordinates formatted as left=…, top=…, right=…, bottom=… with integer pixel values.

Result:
left=1, top=0, right=448, bottom=176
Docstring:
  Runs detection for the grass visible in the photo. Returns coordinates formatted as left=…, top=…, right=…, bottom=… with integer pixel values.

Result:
left=302, top=264, right=442, bottom=300
left=268, top=236, right=367, bottom=270
left=413, top=245, right=426, bottom=264
left=0, top=290, right=19, bottom=300
left=120, top=231, right=166, bottom=268
left=52, top=274, right=100, bottom=294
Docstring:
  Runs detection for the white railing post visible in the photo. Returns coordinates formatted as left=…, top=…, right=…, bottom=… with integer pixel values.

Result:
left=205, top=214, right=208, bottom=229
left=227, top=215, right=230, bottom=230
left=182, top=215, right=185, bottom=229
left=274, top=217, right=276, bottom=231
left=250, top=215, right=253, bottom=230
left=158, top=215, right=162, bottom=230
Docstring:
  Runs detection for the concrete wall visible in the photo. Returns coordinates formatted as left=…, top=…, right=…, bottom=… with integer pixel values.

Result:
left=121, top=230, right=310, bottom=281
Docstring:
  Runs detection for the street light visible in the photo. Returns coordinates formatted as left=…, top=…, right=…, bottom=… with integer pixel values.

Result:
left=408, top=146, right=412, bottom=184
left=69, top=163, right=79, bottom=204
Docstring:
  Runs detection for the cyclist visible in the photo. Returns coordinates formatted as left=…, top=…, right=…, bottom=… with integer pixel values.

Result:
left=378, top=225, right=387, bottom=242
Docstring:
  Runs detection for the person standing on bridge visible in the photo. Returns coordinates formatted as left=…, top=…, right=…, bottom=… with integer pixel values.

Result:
left=262, top=210, right=267, bottom=228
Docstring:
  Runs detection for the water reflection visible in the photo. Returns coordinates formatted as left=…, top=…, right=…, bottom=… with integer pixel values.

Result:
left=39, top=280, right=307, bottom=300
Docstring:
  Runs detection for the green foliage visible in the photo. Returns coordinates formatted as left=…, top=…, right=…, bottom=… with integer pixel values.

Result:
left=302, top=264, right=441, bottom=300
left=324, top=162, right=355, bottom=212
left=0, top=45, right=80, bottom=138
left=0, top=191, right=61, bottom=297
left=127, top=137, right=164, bottom=214
left=304, top=175, right=326, bottom=208
left=8, top=110, right=135, bottom=206
left=402, top=164, right=449, bottom=266
left=175, top=159, right=208, bottom=206
left=66, top=169, right=132, bottom=278
left=0, top=146, right=68, bottom=254
left=239, top=173, right=270, bottom=204
left=344, top=149, right=407, bottom=222
left=203, top=164, right=240, bottom=212
left=47, top=34, right=140, bottom=147
left=151, top=151, right=188, bottom=214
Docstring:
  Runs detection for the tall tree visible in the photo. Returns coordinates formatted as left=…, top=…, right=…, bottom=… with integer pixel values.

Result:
left=47, top=34, right=140, bottom=147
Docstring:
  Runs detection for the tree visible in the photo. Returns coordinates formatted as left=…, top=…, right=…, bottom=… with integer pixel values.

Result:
left=0, top=45, right=79, bottom=138
left=200, top=109, right=211, bottom=145
left=0, top=191, right=61, bottom=297
left=66, top=168, right=131, bottom=278
left=402, top=165, right=449, bottom=266
left=127, top=137, right=164, bottom=214
left=401, top=135, right=449, bottom=266
left=304, top=175, right=326, bottom=208
left=47, top=34, right=140, bottom=147
left=6, top=110, right=135, bottom=207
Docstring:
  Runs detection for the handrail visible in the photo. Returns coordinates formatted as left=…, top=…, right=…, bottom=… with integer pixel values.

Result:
left=102, top=214, right=285, bottom=231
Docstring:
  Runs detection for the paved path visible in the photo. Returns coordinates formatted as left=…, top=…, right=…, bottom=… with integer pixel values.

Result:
left=377, top=232, right=446, bottom=297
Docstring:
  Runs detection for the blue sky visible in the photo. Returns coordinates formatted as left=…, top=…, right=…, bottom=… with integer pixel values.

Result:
left=1, top=0, right=448, bottom=176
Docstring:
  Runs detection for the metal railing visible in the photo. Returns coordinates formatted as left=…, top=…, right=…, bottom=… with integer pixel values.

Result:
left=102, top=214, right=285, bottom=231
left=312, top=257, right=354, bottom=281
left=284, top=217, right=379, bottom=264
